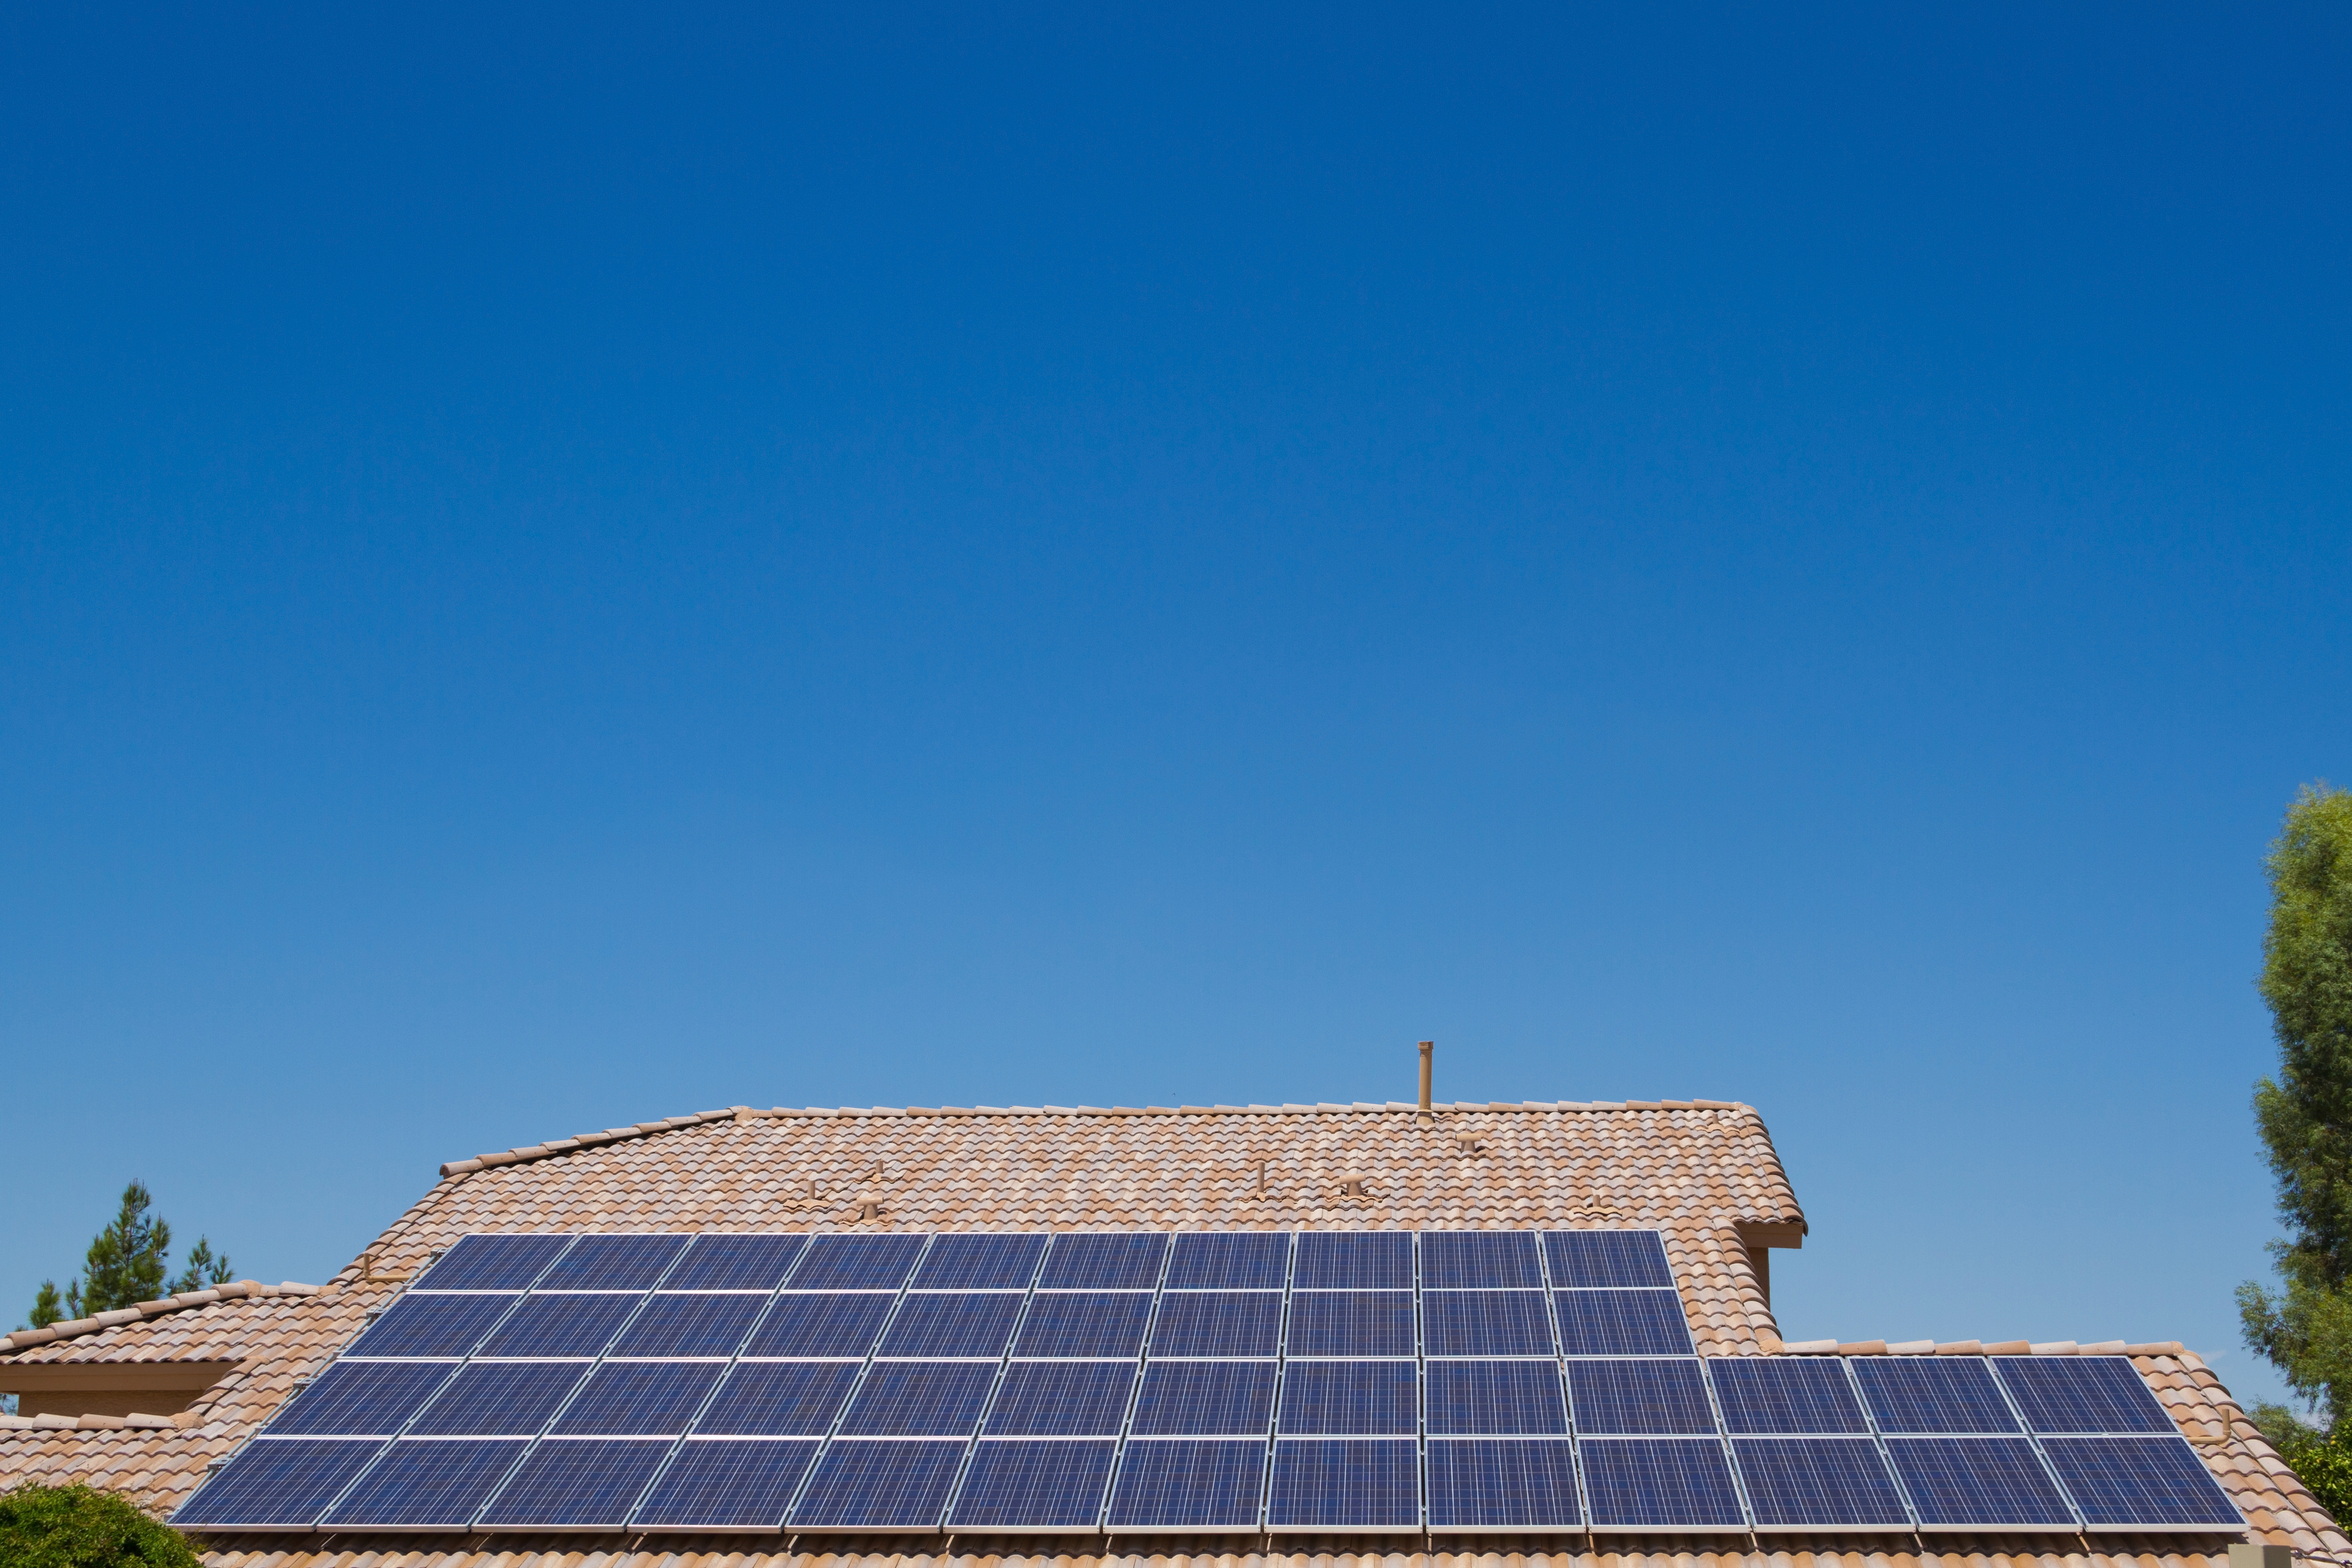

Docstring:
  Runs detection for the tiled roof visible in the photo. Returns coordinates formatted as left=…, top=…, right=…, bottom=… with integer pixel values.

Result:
left=0, top=1281, right=319, bottom=1360
left=0, top=1100, right=2336, bottom=1568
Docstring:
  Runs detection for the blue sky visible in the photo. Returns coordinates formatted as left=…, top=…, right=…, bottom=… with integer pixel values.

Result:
left=4, top=4, right=2347, bottom=1408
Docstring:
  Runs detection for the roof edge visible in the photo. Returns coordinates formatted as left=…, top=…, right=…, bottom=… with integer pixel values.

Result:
left=1771, top=1336, right=2189, bottom=1357
left=0, top=1281, right=320, bottom=1356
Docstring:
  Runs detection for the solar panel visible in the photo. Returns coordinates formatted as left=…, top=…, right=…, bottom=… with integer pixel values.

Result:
left=534, top=1234, right=690, bottom=1291
left=476, top=1293, right=646, bottom=1358
left=1851, top=1357, right=2023, bottom=1434
left=1038, top=1231, right=1170, bottom=1290
left=836, top=1361, right=1001, bottom=1436
left=985, top=1360, right=1140, bottom=1436
left=789, top=1438, right=968, bottom=1529
left=911, top=1233, right=1048, bottom=1290
left=1012, top=1291, right=1153, bottom=1358
left=413, top=1235, right=571, bottom=1292
left=269, top=1361, right=455, bottom=1436
left=609, top=1293, right=768, bottom=1358
left=322, top=1437, right=530, bottom=1527
left=1130, top=1361, right=1279, bottom=1435
left=1425, top=1360, right=1570, bottom=1435
left=1883, top=1436, right=2077, bottom=1528
left=475, top=1437, right=675, bottom=1527
left=1553, top=1290, right=1693, bottom=1355
left=1107, top=1438, right=1268, bottom=1530
left=788, top=1233, right=927, bottom=1291
left=1167, top=1231, right=1290, bottom=1290
left=1267, top=1438, right=1420, bottom=1530
left=1422, top=1291, right=1555, bottom=1357
left=1993, top=1357, right=2176, bottom=1435
left=1546, top=1230, right=1674, bottom=1289
left=948, top=1439, right=1119, bottom=1529
left=878, top=1292, right=1025, bottom=1359
left=172, top=1437, right=390, bottom=1529
left=1579, top=1437, right=1746, bottom=1531
left=551, top=1362, right=725, bottom=1435
left=1292, top=1231, right=1413, bottom=1290
left=1421, top=1231, right=1545, bottom=1290
left=1426, top=1439, right=1582, bottom=1530
left=743, top=1293, right=897, bottom=1358
left=1149, top=1291, right=1283, bottom=1358
left=1733, top=1437, right=1912, bottom=1529
left=631, top=1437, right=820, bottom=1529
left=2042, top=1436, right=2241, bottom=1529
left=663, top=1234, right=807, bottom=1291
left=1567, top=1357, right=1717, bottom=1435
left=408, top=1362, right=591, bottom=1436
left=347, top=1293, right=519, bottom=1358
left=1708, top=1357, right=1871, bottom=1434
left=694, top=1361, right=862, bottom=1436
left=1286, top=1291, right=1416, bottom=1357
left=1277, top=1360, right=1418, bottom=1435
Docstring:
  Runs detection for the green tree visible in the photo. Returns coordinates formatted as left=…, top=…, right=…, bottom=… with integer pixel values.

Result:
left=22, top=1183, right=232, bottom=1330
left=0, top=1484, right=201, bottom=1568
left=2241, top=783, right=2352, bottom=1418
left=169, top=1238, right=232, bottom=1296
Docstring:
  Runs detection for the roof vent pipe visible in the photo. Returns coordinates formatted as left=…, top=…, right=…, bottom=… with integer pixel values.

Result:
left=1418, top=1040, right=1433, bottom=1111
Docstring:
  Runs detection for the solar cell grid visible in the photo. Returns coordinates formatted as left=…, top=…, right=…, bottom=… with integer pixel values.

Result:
left=1130, top=1360, right=1279, bottom=1435
left=1578, top=1437, right=1747, bottom=1531
left=788, top=1233, right=928, bottom=1291
left=269, top=1361, right=455, bottom=1436
left=476, top=1437, right=675, bottom=1527
left=1107, top=1437, right=1268, bottom=1530
left=1425, top=1359, right=1570, bottom=1435
left=414, top=1235, right=572, bottom=1292
left=172, top=1438, right=391, bottom=1529
left=743, top=1293, right=896, bottom=1359
left=1149, top=1290, right=1283, bottom=1358
left=1292, top=1231, right=1414, bottom=1290
left=1852, top=1357, right=2023, bottom=1435
left=1166, top=1231, right=1290, bottom=1291
left=1268, top=1438, right=1420, bottom=1530
left=878, top=1292, right=1025, bottom=1359
left=609, top=1293, right=768, bottom=1358
left=949, top=1440, right=1119, bottom=1529
left=986, top=1359, right=1140, bottom=1436
left=409, top=1362, right=592, bottom=1436
left=663, top=1234, right=807, bottom=1292
left=323, top=1437, right=531, bottom=1527
left=1422, top=1291, right=1554, bottom=1358
left=1286, top=1291, right=1416, bottom=1357
left=348, top=1293, right=519, bottom=1358
left=1552, top=1290, right=1693, bottom=1356
left=1707, top=1358, right=1871, bottom=1435
left=1993, top=1357, right=2176, bottom=1435
left=1426, top=1439, right=1582, bottom=1530
left=1420, top=1231, right=1545, bottom=1290
left=2042, top=1436, right=2241, bottom=1528
left=534, top=1234, right=689, bottom=1291
left=695, top=1361, right=863, bottom=1436
left=476, top=1293, right=646, bottom=1358
left=1013, top=1291, right=1153, bottom=1358
left=911, top=1232, right=1048, bottom=1290
left=789, top=1438, right=968, bottom=1530
left=1038, top=1231, right=1170, bottom=1290
left=1566, top=1358, right=1717, bottom=1435
left=1733, top=1437, right=1913, bottom=1529
left=1884, top=1436, right=2076, bottom=1528
left=631, top=1437, right=820, bottom=1530
left=1277, top=1359, right=1418, bottom=1435
left=550, top=1361, right=725, bottom=1435
left=837, top=1361, right=1002, bottom=1436
left=1545, top=1230, right=1675, bottom=1290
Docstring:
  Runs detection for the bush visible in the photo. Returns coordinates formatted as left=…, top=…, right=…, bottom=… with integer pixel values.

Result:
left=0, top=1484, right=201, bottom=1568
left=2255, top=1404, right=2352, bottom=1526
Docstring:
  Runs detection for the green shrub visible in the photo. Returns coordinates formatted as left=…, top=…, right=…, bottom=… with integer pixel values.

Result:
left=0, top=1484, right=201, bottom=1568
left=2256, top=1404, right=2352, bottom=1526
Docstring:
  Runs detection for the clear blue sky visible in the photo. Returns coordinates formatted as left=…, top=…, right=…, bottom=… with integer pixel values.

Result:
left=4, top=4, right=2346, bottom=1408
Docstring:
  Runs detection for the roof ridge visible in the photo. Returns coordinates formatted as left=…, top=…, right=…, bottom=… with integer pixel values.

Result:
left=0, top=1280, right=320, bottom=1355
left=1770, top=1336, right=2182, bottom=1357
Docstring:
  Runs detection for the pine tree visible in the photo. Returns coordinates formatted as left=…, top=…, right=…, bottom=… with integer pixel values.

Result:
left=20, top=1182, right=233, bottom=1331
left=170, top=1239, right=233, bottom=1295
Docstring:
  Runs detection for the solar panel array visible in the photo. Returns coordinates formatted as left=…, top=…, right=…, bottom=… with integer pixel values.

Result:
left=175, top=1230, right=2241, bottom=1538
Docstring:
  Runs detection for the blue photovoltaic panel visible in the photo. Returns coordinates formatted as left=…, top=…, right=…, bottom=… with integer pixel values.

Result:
left=986, top=1359, right=1140, bottom=1436
left=270, top=1361, right=455, bottom=1436
left=631, top=1437, right=820, bottom=1529
left=1579, top=1438, right=1747, bottom=1529
left=1422, top=1292, right=1554, bottom=1358
left=879, top=1292, right=1025, bottom=1359
left=1567, top=1358, right=1717, bottom=1435
left=476, top=1293, right=646, bottom=1358
left=1107, top=1438, right=1268, bottom=1530
left=1993, top=1357, right=2176, bottom=1436
left=1292, top=1231, right=1413, bottom=1290
left=1167, top=1232, right=1290, bottom=1291
left=1708, top=1358, right=1871, bottom=1435
left=836, top=1361, right=1001, bottom=1436
left=1286, top=1292, right=1415, bottom=1357
left=173, top=1438, right=390, bottom=1528
left=1884, top=1436, right=2077, bottom=1527
left=1013, top=1292, right=1154, bottom=1358
left=1425, top=1360, right=1570, bottom=1435
left=1277, top=1360, right=1418, bottom=1435
left=1268, top=1438, right=1420, bottom=1530
left=788, top=1233, right=927, bottom=1291
left=609, top=1293, right=768, bottom=1358
left=694, top=1362, right=862, bottom=1436
left=1420, top=1232, right=1545, bottom=1290
left=789, top=1438, right=968, bottom=1529
left=347, top=1293, right=518, bottom=1358
left=476, top=1438, right=675, bottom=1526
left=1545, top=1230, right=1675, bottom=1290
left=323, top=1437, right=530, bottom=1527
left=949, top=1439, right=1119, bottom=1528
left=1131, top=1360, right=1279, bottom=1436
left=1734, top=1437, right=1912, bottom=1528
left=1427, top=1439, right=1582, bottom=1530
left=1038, top=1232, right=1170, bottom=1290
left=414, top=1235, right=571, bottom=1292
left=409, top=1362, right=591, bottom=1436
left=2042, top=1436, right=2241, bottom=1528
left=1553, top=1290, right=1693, bottom=1356
left=743, top=1293, right=897, bottom=1359
left=661, top=1233, right=807, bottom=1292
left=551, top=1362, right=726, bottom=1435
left=1150, top=1291, right=1283, bottom=1358
left=1852, top=1358, right=2023, bottom=1435
left=911, top=1233, right=1048, bottom=1290
left=534, top=1234, right=689, bottom=1291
